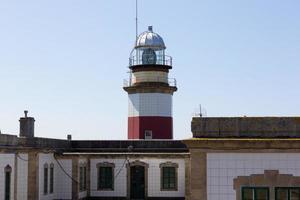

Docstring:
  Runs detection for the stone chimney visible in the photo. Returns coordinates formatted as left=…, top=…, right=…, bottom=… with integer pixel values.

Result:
left=19, top=110, right=35, bottom=138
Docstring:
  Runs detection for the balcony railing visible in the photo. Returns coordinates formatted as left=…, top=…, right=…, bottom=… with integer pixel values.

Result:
left=123, top=78, right=177, bottom=87
left=129, top=54, right=172, bottom=66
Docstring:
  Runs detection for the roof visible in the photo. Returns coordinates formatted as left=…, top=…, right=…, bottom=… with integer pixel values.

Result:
left=135, top=26, right=166, bottom=50
left=0, top=136, right=188, bottom=153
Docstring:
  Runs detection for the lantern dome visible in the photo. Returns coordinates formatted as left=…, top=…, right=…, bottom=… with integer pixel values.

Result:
left=135, top=26, right=166, bottom=50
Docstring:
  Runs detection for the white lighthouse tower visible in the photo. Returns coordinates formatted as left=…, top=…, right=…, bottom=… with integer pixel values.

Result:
left=124, top=26, right=177, bottom=139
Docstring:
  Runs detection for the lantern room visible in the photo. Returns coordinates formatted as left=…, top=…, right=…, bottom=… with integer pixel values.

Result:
left=129, top=26, right=172, bottom=67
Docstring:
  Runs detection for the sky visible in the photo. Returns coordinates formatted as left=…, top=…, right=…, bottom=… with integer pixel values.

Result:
left=0, top=0, right=299, bottom=140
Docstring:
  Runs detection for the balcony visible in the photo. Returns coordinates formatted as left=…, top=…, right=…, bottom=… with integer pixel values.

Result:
left=129, top=54, right=172, bottom=67
left=123, top=78, right=177, bottom=87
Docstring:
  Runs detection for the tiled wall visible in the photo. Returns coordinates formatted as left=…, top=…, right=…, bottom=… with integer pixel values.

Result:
left=128, top=93, right=172, bottom=117
left=17, top=153, right=28, bottom=200
left=90, top=158, right=185, bottom=198
left=207, top=153, right=300, bottom=200
left=0, top=154, right=15, bottom=200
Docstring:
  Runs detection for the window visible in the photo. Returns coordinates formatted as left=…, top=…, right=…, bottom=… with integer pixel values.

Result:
left=44, top=164, right=48, bottom=194
left=144, top=130, right=152, bottom=139
left=242, top=187, right=269, bottom=200
left=160, top=162, right=178, bottom=191
left=49, top=164, right=54, bottom=194
left=83, top=166, right=87, bottom=191
left=276, top=187, right=300, bottom=200
left=4, top=165, right=12, bottom=200
left=79, top=164, right=87, bottom=191
left=97, top=163, right=115, bottom=190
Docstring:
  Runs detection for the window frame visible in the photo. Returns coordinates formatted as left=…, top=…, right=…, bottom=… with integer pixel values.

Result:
left=4, top=165, right=12, bottom=200
left=97, top=162, right=115, bottom=191
left=144, top=130, right=153, bottom=139
left=275, top=187, right=300, bottom=200
left=83, top=165, right=87, bottom=191
left=49, top=163, right=54, bottom=194
left=79, top=163, right=87, bottom=192
left=159, top=162, right=178, bottom=191
left=241, top=186, right=270, bottom=200
left=43, top=163, right=48, bottom=195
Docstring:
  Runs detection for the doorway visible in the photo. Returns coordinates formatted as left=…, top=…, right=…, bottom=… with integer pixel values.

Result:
left=130, top=165, right=145, bottom=199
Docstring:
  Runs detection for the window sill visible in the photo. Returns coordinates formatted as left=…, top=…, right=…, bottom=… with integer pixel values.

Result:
left=160, top=188, right=178, bottom=191
left=97, top=188, right=114, bottom=191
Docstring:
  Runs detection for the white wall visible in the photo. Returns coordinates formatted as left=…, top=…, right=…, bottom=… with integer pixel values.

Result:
left=17, top=153, right=28, bottom=200
left=38, top=153, right=55, bottom=200
left=90, top=158, right=127, bottom=197
left=0, top=154, right=15, bottom=200
left=147, top=158, right=185, bottom=198
left=90, top=158, right=185, bottom=198
left=55, top=159, right=72, bottom=199
left=207, top=153, right=300, bottom=200
left=38, top=153, right=72, bottom=200
left=128, top=93, right=172, bottom=117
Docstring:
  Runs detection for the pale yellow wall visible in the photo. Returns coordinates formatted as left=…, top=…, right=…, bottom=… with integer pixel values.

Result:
left=132, top=71, right=168, bottom=84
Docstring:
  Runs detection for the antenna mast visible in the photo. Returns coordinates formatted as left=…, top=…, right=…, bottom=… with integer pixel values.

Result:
left=135, top=0, right=138, bottom=39
left=199, top=104, right=203, bottom=117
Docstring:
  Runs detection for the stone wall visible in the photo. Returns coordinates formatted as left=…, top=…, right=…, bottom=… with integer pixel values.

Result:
left=192, top=117, right=300, bottom=138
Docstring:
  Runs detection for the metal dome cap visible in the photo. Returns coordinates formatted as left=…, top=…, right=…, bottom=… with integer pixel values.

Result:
left=135, top=26, right=166, bottom=50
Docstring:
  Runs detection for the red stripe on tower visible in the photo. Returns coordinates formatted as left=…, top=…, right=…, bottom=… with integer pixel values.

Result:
left=123, top=26, right=177, bottom=140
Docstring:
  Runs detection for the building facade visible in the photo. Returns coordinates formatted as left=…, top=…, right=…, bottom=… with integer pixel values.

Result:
left=185, top=117, right=300, bottom=200
left=1, top=26, right=300, bottom=200
left=0, top=111, right=188, bottom=200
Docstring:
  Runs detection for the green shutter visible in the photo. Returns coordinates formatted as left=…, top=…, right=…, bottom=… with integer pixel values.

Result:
left=98, top=166, right=113, bottom=189
left=162, top=167, right=176, bottom=190
left=242, top=187, right=269, bottom=200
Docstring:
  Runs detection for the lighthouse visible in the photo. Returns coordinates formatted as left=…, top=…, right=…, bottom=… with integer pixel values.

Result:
left=124, top=26, right=177, bottom=139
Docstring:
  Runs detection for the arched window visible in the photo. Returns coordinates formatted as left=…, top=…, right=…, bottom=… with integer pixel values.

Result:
left=4, top=165, right=12, bottom=200
left=79, top=163, right=87, bottom=192
left=97, top=162, right=115, bottom=190
left=43, top=163, right=48, bottom=195
left=159, top=162, right=178, bottom=191
left=49, top=163, right=54, bottom=194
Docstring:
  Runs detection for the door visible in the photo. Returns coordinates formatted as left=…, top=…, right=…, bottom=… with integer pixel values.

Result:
left=130, top=165, right=145, bottom=199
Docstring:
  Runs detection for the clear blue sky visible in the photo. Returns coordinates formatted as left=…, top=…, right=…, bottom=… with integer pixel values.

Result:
left=0, top=0, right=299, bottom=140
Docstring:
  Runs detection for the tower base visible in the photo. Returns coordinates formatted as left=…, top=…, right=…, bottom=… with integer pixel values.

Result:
left=128, top=116, right=173, bottom=139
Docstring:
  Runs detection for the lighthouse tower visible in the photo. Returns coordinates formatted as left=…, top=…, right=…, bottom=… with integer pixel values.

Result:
left=124, top=26, right=177, bottom=139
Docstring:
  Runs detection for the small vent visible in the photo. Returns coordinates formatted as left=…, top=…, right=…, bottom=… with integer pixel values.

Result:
left=144, top=130, right=153, bottom=140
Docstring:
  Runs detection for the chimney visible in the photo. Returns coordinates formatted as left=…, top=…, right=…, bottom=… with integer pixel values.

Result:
left=19, top=110, right=35, bottom=138
left=67, top=134, right=72, bottom=141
